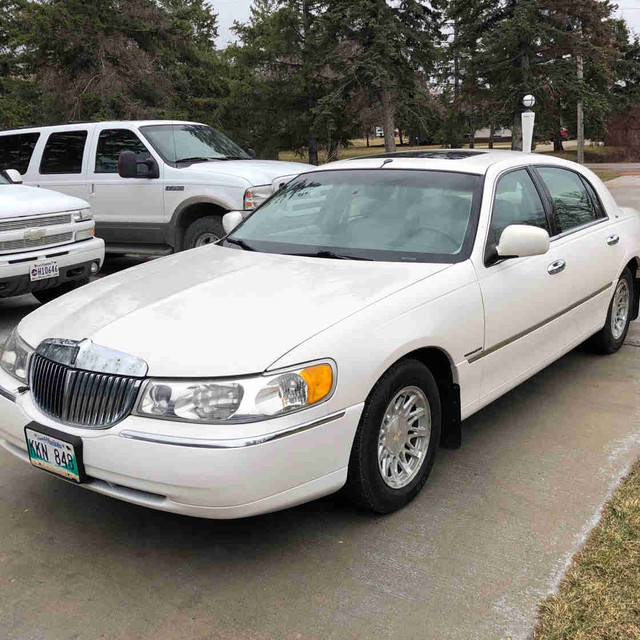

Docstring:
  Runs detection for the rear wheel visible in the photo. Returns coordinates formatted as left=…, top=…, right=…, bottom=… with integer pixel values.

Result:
left=33, top=277, right=90, bottom=305
left=183, top=217, right=225, bottom=250
left=590, top=268, right=634, bottom=354
left=345, top=359, right=441, bottom=514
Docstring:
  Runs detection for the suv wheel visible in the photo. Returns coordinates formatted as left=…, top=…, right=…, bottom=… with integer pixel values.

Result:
left=184, top=217, right=225, bottom=250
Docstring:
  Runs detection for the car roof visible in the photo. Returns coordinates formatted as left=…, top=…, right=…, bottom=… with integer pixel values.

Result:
left=0, top=120, right=205, bottom=135
left=310, top=149, right=580, bottom=176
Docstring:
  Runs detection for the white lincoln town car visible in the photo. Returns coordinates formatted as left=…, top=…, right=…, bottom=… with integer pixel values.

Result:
left=1, top=150, right=638, bottom=519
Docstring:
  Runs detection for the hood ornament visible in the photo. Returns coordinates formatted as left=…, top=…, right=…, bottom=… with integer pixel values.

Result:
left=35, top=338, right=148, bottom=378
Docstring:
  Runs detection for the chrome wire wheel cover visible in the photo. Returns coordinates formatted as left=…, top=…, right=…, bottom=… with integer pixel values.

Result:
left=195, top=232, right=220, bottom=247
left=611, top=279, right=630, bottom=340
left=378, top=386, right=431, bottom=489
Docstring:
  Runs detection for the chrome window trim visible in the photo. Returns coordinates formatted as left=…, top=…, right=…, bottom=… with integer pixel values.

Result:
left=549, top=216, right=609, bottom=242
left=119, top=410, right=347, bottom=449
left=0, top=384, right=16, bottom=403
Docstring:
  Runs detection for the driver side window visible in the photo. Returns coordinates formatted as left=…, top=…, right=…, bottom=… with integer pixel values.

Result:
left=490, top=169, right=549, bottom=246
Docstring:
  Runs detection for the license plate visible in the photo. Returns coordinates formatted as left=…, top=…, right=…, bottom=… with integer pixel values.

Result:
left=30, top=260, right=59, bottom=282
left=24, top=423, right=85, bottom=483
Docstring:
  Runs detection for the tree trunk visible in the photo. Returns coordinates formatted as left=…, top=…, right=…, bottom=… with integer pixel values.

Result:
left=302, top=0, right=318, bottom=166
left=380, top=84, right=396, bottom=153
left=511, top=110, right=523, bottom=151
left=553, top=132, right=564, bottom=152
left=398, top=127, right=403, bottom=146
left=366, top=132, right=369, bottom=148
left=308, top=139, right=318, bottom=165
left=489, top=121, right=495, bottom=149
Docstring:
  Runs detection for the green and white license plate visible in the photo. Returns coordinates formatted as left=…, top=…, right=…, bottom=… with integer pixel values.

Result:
left=25, top=423, right=84, bottom=483
left=30, top=260, right=59, bottom=282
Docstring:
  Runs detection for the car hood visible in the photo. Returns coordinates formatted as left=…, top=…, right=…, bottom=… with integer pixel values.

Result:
left=18, top=247, right=450, bottom=378
left=0, top=185, right=89, bottom=219
left=187, top=159, right=313, bottom=186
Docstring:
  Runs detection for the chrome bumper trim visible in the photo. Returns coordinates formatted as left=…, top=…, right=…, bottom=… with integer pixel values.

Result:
left=0, top=385, right=17, bottom=403
left=119, top=411, right=347, bottom=449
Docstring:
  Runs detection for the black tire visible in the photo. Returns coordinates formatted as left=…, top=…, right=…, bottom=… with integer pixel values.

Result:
left=345, top=359, right=441, bottom=514
left=589, top=268, right=634, bottom=354
left=183, top=217, right=224, bottom=250
left=33, top=277, right=90, bottom=305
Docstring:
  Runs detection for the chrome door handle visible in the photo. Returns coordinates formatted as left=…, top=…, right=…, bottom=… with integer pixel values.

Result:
left=607, top=234, right=620, bottom=246
left=547, top=259, right=566, bottom=275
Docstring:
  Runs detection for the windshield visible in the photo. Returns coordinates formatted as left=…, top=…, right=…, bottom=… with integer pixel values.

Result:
left=229, top=169, right=483, bottom=263
left=140, top=124, right=249, bottom=163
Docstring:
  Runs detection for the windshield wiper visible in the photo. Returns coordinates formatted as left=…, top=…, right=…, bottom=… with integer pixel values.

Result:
left=290, top=250, right=372, bottom=261
left=174, top=156, right=218, bottom=164
left=217, top=155, right=249, bottom=160
left=224, top=237, right=255, bottom=251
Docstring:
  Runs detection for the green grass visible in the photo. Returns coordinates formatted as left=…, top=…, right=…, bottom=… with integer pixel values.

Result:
left=592, top=169, right=622, bottom=182
left=543, top=146, right=635, bottom=164
left=534, top=459, right=640, bottom=639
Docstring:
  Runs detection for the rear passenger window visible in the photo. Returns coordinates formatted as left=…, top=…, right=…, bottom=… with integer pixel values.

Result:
left=537, top=167, right=601, bottom=234
left=490, top=169, right=549, bottom=245
left=40, top=131, right=88, bottom=174
left=0, top=132, right=40, bottom=174
left=95, top=129, right=150, bottom=174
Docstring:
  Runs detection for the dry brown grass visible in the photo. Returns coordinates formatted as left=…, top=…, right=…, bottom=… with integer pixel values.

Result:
left=534, top=459, right=640, bottom=640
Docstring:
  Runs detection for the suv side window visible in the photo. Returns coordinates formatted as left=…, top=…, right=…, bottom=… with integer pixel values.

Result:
left=490, top=169, right=549, bottom=246
left=40, top=130, right=88, bottom=174
left=0, top=133, right=40, bottom=174
left=95, top=129, right=151, bottom=174
left=537, top=167, right=602, bottom=234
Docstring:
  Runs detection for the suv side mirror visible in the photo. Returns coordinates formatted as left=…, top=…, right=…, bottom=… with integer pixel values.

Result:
left=223, top=211, right=244, bottom=234
left=118, top=151, right=159, bottom=179
left=497, top=224, right=550, bottom=259
left=246, top=148, right=256, bottom=159
left=5, top=169, right=22, bottom=184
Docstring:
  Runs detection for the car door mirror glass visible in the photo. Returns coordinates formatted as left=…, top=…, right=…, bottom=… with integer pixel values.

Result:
left=497, top=224, right=550, bottom=259
left=223, top=211, right=244, bottom=235
left=118, top=151, right=159, bottom=179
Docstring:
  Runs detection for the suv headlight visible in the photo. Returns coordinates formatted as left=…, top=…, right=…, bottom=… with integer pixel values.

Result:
left=0, top=329, right=34, bottom=384
left=243, top=184, right=272, bottom=210
left=135, top=361, right=335, bottom=424
left=73, top=208, right=93, bottom=222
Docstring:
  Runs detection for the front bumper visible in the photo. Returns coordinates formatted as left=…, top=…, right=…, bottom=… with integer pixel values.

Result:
left=0, top=238, right=105, bottom=298
left=0, top=368, right=363, bottom=519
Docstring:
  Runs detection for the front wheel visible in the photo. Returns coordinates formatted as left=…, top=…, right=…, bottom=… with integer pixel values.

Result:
left=589, top=268, right=634, bottom=354
left=345, top=359, right=441, bottom=514
left=183, top=217, right=225, bottom=250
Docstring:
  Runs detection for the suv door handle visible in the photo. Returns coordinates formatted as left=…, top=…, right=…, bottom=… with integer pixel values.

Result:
left=607, top=234, right=620, bottom=246
left=547, top=259, right=566, bottom=275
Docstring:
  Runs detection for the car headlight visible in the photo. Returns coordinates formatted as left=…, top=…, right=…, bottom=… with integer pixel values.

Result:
left=0, top=329, right=34, bottom=384
left=243, top=184, right=272, bottom=210
left=73, top=208, right=93, bottom=222
left=135, top=361, right=335, bottom=424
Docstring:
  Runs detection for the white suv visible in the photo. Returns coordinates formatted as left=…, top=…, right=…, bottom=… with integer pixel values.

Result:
left=0, top=169, right=104, bottom=304
left=0, top=121, right=310, bottom=253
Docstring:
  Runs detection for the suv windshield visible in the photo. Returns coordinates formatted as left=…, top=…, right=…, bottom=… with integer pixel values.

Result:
left=228, top=169, right=482, bottom=263
left=140, top=124, right=249, bottom=163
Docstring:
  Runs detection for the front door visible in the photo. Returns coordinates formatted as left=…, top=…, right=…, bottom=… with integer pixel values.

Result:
left=86, top=126, right=165, bottom=246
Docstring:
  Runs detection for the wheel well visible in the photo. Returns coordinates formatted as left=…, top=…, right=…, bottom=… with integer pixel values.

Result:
left=401, top=347, right=461, bottom=450
left=623, top=257, right=640, bottom=321
left=175, top=202, right=227, bottom=251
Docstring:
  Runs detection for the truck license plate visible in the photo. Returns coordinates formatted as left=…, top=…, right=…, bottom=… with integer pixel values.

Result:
left=30, top=260, right=59, bottom=282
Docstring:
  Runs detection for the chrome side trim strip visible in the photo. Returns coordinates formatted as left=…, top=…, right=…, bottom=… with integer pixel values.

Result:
left=468, top=282, right=613, bottom=364
left=119, top=411, right=347, bottom=449
left=0, top=385, right=16, bottom=403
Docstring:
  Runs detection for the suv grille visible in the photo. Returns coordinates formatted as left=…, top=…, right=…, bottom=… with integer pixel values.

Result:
left=0, top=213, right=72, bottom=232
left=30, top=354, right=143, bottom=428
left=0, top=231, right=73, bottom=253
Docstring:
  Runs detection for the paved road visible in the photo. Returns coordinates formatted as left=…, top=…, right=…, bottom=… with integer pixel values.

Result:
left=1, top=230, right=640, bottom=638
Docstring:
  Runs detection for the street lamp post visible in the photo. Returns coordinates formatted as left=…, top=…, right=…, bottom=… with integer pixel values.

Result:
left=521, top=94, right=536, bottom=153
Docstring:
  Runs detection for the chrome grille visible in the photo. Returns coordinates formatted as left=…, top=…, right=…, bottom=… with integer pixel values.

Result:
left=0, top=232, right=73, bottom=252
left=0, top=213, right=72, bottom=232
left=30, top=354, right=143, bottom=428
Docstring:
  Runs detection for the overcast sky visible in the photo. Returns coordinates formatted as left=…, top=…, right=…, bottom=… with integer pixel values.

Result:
left=211, top=1, right=640, bottom=48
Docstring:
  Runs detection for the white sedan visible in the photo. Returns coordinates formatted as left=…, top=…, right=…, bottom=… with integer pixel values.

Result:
left=1, top=150, right=638, bottom=519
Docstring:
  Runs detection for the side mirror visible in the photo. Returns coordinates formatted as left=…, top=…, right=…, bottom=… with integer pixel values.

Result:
left=117, top=151, right=159, bottom=179
left=246, top=148, right=257, bottom=159
left=497, top=224, right=550, bottom=259
left=223, top=210, right=244, bottom=235
left=5, top=169, right=22, bottom=184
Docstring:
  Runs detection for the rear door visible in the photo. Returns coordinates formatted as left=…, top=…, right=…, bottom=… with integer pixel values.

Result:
left=85, top=125, right=165, bottom=245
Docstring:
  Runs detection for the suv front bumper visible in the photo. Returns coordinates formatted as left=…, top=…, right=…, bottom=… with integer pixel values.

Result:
left=0, top=238, right=105, bottom=298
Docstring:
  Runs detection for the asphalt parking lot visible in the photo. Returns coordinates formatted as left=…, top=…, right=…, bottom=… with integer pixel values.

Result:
left=1, top=188, right=640, bottom=638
